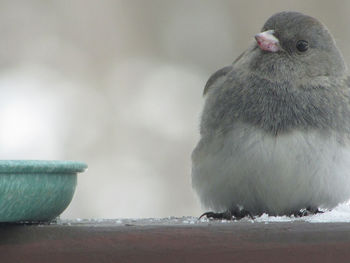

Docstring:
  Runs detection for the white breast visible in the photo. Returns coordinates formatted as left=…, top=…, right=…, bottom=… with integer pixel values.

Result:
left=191, top=122, right=350, bottom=215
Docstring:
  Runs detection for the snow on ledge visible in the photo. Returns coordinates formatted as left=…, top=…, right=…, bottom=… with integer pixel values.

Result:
left=255, top=202, right=350, bottom=223
left=55, top=202, right=350, bottom=226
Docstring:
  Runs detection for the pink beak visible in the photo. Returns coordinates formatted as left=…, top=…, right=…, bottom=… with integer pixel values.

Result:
left=255, top=30, right=280, bottom=52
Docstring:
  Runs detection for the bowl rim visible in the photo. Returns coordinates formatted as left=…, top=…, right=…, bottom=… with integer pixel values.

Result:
left=0, top=160, right=87, bottom=174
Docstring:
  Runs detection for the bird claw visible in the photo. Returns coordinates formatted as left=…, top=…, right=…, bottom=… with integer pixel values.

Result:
left=199, top=208, right=254, bottom=220
left=294, top=206, right=324, bottom=217
left=199, top=211, right=233, bottom=220
left=199, top=206, right=324, bottom=220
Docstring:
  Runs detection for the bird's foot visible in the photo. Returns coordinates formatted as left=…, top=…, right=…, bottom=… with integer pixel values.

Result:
left=295, top=206, right=324, bottom=217
left=199, top=211, right=233, bottom=220
left=199, top=207, right=253, bottom=220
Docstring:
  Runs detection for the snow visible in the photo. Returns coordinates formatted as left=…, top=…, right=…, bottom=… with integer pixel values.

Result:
left=306, top=202, right=350, bottom=223
left=254, top=201, right=350, bottom=223
left=53, top=202, right=350, bottom=226
left=255, top=213, right=294, bottom=223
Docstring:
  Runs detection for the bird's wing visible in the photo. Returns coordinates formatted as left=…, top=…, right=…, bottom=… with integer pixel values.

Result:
left=203, top=66, right=232, bottom=96
left=203, top=50, right=248, bottom=96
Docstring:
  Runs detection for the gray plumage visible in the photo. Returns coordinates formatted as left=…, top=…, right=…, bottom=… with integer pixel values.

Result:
left=192, top=11, right=350, bottom=216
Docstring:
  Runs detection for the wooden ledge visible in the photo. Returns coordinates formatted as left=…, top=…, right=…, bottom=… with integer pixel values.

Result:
left=1, top=219, right=350, bottom=262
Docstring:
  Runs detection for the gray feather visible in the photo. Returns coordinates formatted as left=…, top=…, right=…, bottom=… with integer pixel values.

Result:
left=203, top=66, right=232, bottom=96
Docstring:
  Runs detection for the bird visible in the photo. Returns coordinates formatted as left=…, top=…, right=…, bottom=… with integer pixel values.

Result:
left=191, top=11, right=350, bottom=219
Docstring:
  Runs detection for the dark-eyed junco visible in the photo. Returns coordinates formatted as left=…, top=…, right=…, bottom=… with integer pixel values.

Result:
left=192, top=11, right=350, bottom=219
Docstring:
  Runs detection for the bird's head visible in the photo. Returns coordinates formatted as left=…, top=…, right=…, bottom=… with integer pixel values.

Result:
left=250, top=11, right=346, bottom=81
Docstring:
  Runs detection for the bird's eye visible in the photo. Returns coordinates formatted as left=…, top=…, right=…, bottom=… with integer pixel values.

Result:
left=296, top=40, right=309, bottom=52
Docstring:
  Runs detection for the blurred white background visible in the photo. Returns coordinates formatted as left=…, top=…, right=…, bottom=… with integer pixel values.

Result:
left=1, top=0, right=350, bottom=219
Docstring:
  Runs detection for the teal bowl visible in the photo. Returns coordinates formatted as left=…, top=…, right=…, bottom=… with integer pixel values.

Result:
left=0, top=160, right=87, bottom=223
